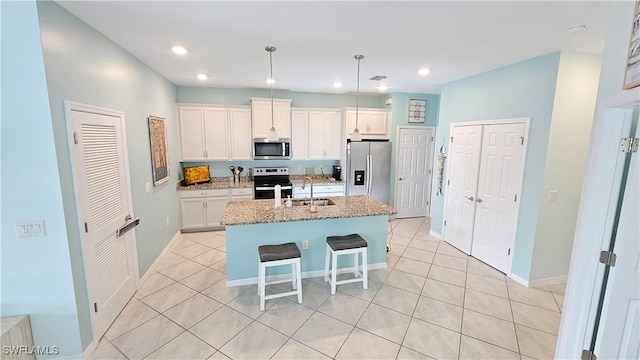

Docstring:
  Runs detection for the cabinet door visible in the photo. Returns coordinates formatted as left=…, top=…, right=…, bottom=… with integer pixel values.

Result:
left=367, top=111, right=388, bottom=135
left=308, top=111, right=326, bottom=159
left=345, top=110, right=358, bottom=136
left=291, top=110, right=308, bottom=160
left=180, top=198, right=206, bottom=229
left=179, top=107, right=206, bottom=160
left=293, top=185, right=310, bottom=198
left=229, top=108, right=252, bottom=160
left=251, top=98, right=291, bottom=138
left=324, top=111, right=343, bottom=159
left=203, top=108, right=229, bottom=160
left=205, top=197, right=228, bottom=227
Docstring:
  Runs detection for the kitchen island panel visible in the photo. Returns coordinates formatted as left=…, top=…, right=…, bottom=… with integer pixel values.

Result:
left=226, top=215, right=388, bottom=284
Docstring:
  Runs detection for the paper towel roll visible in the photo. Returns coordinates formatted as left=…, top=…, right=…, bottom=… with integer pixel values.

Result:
left=274, top=184, right=282, bottom=208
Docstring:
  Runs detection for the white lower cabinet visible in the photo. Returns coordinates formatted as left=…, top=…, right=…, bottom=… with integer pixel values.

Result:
left=293, top=183, right=345, bottom=198
left=180, top=188, right=243, bottom=230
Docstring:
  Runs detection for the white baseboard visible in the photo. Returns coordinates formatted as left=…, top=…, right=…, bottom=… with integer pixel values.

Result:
left=529, top=275, right=568, bottom=288
left=509, top=273, right=530, bottom=287
left=139, top=230, right=181, bottom=285
left=226, top=262, right=387, bottom=287
left=429, top=230, right=443, bottom=240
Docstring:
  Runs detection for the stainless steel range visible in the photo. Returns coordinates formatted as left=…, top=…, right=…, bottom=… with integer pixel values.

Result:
left=253, top=167, right=293, bottom=200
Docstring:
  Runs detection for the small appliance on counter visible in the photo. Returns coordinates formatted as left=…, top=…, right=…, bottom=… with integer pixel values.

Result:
left=332, top=165, right=342, bottom=181
left=183, top=165, right=211, bottom=185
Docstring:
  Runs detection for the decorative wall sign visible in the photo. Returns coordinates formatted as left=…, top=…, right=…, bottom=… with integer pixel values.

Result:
left=148, top=116, right=170, bottom=186
left=623, top=0, right=640, bottom=89
left=408, top=99, right=427, bottom=123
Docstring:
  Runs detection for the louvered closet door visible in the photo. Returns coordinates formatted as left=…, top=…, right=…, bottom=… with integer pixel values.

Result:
left=70, top=109, right=136, bottom=339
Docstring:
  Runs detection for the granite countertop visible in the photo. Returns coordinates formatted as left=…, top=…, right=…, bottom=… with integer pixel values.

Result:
left=290, top=175, right=344, bottom=186
left=177, top=178, right=253, bottom=190
left=221, top=195, right=395, bottom=226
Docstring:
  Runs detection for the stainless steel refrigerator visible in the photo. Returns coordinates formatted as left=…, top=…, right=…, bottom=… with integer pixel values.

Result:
left=346, top=141, right=392, bottom=204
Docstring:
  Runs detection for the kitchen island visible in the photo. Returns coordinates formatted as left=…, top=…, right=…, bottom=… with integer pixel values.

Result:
left=220, top=195, right=395, bottom=285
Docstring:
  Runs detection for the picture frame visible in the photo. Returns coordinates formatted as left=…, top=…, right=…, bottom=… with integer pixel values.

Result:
left=148, top=116, right=170, bottom=186
left=623, top=0, right=640, bottom=90
left=408, top=99, right=427, bottom=123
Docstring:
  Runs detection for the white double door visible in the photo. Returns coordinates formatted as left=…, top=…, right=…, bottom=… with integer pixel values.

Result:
left=444, top=121, right=526, bottom=273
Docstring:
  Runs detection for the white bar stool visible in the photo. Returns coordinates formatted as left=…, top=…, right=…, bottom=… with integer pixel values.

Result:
left=324, top=234, right=368, bottom=295
left=258, top=242, right=302, bottom=311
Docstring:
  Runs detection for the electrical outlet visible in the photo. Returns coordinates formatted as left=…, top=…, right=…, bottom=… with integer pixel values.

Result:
left=16, top=220, right=46, bottom=238
left=302, top=240, right=309, bottom=249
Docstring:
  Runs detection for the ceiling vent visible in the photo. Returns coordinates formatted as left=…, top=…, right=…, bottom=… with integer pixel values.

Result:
left=369, top=75, right=387, bottom=81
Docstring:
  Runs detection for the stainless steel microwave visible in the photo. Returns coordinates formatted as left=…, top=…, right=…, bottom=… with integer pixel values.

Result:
left=253, top=138, right=291, bottom=160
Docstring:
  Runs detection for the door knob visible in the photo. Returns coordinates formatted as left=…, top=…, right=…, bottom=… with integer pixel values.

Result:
left=399, top=177, right=405, bottom=181
left=465, top=196, right=475, bottom=201
left=476, top=198, right=483, bottom=203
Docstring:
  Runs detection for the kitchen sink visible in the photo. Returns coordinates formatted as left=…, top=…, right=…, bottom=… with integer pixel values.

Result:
left=291, top=198, right=336, bottom=207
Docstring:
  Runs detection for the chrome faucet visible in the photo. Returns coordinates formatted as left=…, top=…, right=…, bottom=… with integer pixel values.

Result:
left=302, top=176, right=314, bottom=206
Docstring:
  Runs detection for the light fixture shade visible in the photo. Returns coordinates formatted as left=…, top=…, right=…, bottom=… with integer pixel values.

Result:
left=268, top=126, right=279, bottom=141
left=351, top=128, right=362, bottom=141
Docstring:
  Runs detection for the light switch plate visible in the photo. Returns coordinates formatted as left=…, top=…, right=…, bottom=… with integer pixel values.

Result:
left=145, top=182, right=151, bottom=193
left=548, top=190, right=558, bottom=202
left=16, top=220, right=46, bottom=238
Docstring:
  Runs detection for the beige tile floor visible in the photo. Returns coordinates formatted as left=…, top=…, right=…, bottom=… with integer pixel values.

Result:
left=89, top=217, right=565, bottom=360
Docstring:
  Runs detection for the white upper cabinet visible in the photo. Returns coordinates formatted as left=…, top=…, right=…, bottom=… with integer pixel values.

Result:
left=251, top=98, right=292, bottom=139
left=345, top=108, right=391, bottom=139
left=178, top=105, right=252, bottom=161
left=291, top=110, right=309, bottom=160
left=291, top=108, right=343, bottom=160
left=228, top=108, right=252, bottom=160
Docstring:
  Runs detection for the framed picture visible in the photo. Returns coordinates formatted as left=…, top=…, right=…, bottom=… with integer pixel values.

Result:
left=408, top=99, right=427, bottom=123
left=148, top=116, right=170, bottom=186
left=623, top=0, right=640, bottom=90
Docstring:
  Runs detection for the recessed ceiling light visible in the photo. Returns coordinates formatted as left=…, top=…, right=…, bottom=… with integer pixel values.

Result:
left=377, top=84, right=388, bottom=91
left=333, top=81, right=342, bottom=89
left=171, top=46, right=188, bottom=55
left=568, top=25, right=588, bottom=34
left=197, top=74, right=207, bottom=81
left=266, top=78, right=275, bottom=85
left=418, top=68, right=430, bottom=76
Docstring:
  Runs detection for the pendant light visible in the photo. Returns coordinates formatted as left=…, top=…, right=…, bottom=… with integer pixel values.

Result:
left=266, top=46, right=279, bottom=141
left=351, top=54, right=364, bottom=142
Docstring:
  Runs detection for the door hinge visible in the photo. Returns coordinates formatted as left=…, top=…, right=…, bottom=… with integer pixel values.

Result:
left=447, top=179, right=450, bottom=185
left=508, top=248, right=511, bottom=255
left=84, top=222, right=88, bottom=233
left=73, top=132, right=79, bottom=145
left=94, top=303, right=98, bottom=313
left=520, top=136, right=525, bottom=145
left=514, top=194, right=517, bottom=202
left=599, top=250, right=617, bottom=266
left=431, top=136, right=434, bottom=142
left=444, top=220, right=447, bottom=226
left=429, top=169, right=432, bottom=175
left=582, top=350, right=597, bottom=360
left=619, top=137, right=639, bottom=153
left=450, top=136, right=453, bottom=143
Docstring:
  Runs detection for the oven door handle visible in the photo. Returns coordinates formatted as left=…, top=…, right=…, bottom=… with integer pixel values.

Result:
left=255, top=186, right=292, bottom=191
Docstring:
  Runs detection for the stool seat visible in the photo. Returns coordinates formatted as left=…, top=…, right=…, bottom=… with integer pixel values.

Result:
left=327, top=234, right=368, bottom=251
left=259, top=243, right=301, bottom=262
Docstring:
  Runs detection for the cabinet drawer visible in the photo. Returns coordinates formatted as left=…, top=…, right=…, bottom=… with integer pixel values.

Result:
left=179, top=189, right=229, bottom=198
left=313, top=185, right=345, bottom=193
left=230, top=188, right=253, bottom=197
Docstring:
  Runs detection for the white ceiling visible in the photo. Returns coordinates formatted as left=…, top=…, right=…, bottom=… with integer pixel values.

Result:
left=57, top=1, right=611, bottom=94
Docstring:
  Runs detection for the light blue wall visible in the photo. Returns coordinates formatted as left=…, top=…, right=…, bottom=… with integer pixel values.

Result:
left=36, top=1, right=180, bottom=350
left=387, top=93, right=440, bottom=206
left=1, top=1, right=83, bottom=358
left=432, top=52, right=561, bottom=280
left=182, top=160, right=339, bottom=178
left=178, top=86, right=386, bottom=108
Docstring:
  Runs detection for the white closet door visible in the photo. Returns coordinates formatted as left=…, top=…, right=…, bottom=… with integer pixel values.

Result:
left=69, top=107, right=137, bottom=339
left=471, top=123, right=525, bottom=273
left=444, top=125, right=482, bottom=254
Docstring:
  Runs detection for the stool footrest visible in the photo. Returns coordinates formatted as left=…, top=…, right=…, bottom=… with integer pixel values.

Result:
left=264, top=290, right=299, bottom=301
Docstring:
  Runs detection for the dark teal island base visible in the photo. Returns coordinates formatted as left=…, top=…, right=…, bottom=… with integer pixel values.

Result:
left=225, top=215, right=388, bottom=286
